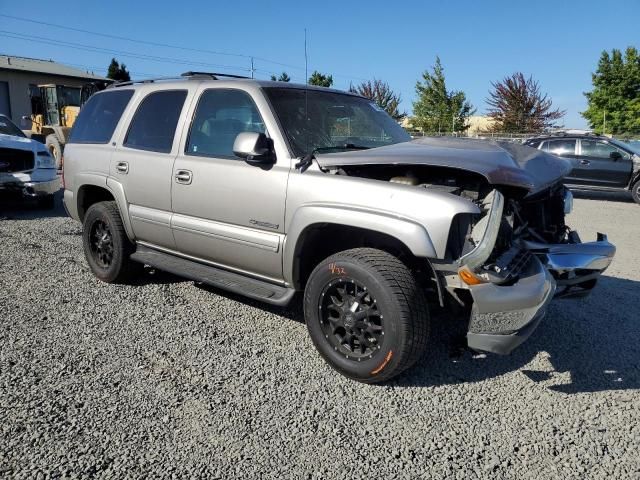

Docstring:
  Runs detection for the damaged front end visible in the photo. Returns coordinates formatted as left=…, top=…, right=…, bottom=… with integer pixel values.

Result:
left=447, top=185, right=615, bottom=355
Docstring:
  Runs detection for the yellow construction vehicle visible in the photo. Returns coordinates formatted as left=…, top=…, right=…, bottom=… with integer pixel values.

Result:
left=24, top=82, right=108, bottom=168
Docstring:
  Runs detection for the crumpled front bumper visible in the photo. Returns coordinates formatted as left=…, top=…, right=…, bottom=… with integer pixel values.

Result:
left=467, top=254, right=556, bottom=355
left=523, top=233, right=616, bottom=298
left=466, top=233, right=615, bottom=355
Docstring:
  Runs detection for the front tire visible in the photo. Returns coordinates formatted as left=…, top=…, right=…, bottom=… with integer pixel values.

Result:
left=82, top=201, right=141, bottom=283
left=631, top=179, right=640, bottom=204
left=303, top=248, right=430, bottom=383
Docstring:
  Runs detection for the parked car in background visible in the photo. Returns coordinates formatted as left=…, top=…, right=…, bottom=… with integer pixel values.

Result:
left=0, top=114, right=58, bottom=208
left=63, top=74, right=615, bottom=382
left=524, top=133, right=640, bottom=204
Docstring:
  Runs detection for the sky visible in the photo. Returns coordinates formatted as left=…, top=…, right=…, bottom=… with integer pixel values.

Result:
left=1, top=0, right=639, bottom=129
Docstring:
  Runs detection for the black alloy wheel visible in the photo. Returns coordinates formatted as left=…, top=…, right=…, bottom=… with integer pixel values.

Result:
left=304, top=248, right=430, bottom=383
left=82, top=201, right=141, bottom=283
left=319, top=278, right=384, bottom=360
left=89, top=219, right=114, bottom=268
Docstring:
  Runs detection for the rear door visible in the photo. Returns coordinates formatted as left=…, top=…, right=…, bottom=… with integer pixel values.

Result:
left=577, top=139, right=633, bottom=187
left=542, top=138, right=580, bottom=183
left=109, top=88, right=190, bottom=250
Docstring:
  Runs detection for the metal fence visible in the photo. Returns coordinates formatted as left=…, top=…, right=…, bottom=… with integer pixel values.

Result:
left=408, top=131, right=535, bottom=143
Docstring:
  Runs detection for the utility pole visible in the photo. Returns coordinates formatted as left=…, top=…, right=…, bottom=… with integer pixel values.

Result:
left=452, top=113, right=455, bottom=135
left=603, top=110, right=606, bottom=135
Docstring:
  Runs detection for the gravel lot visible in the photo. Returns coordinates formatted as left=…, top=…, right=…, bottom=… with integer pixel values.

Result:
left=1, top=190, right=639, bottom=479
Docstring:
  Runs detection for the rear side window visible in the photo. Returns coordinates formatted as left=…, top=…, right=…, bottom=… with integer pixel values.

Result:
left=186, top=89, right=266, bottom=158
left=69, top=90, right=134, bottom=144
left=543, top=139, right=576, bottom=157
left=124, top=90, right=187, bottom=153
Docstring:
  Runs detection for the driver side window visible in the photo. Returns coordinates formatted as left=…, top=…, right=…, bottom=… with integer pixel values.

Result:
left=186, top=89, right=266, bottom=159
left=581, top=140, right=629, bottom=160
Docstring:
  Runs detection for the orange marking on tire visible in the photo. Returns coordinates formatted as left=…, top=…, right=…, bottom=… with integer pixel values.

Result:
left=371, top=350, right=393, bottom=375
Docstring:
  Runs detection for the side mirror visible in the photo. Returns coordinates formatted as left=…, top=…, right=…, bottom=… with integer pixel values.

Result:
left=609, top=151, right=622, bottom=161
left=233, top=132, right=275, bottom=165
left=20, top=116, right=33, bottom=129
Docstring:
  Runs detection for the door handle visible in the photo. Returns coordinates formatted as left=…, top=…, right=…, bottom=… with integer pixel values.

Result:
left=174, top=169, right=193, bottom=185
left=580, top=159, right=591, bottom=165
left=116, top=161, right=129, bottom=174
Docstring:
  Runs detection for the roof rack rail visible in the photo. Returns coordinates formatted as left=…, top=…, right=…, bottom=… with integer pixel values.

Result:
left=181, top=71, right=250, bottom=79
left=106, top=71, right=251, bottom=89
left=107, top=76, right=184, bottom=88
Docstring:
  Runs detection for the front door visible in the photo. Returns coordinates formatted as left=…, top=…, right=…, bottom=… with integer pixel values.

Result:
left=577, top=139, right=633, bottom=187
left=110, top=88, right=189, bottom=250
left=171, top=87, right=289, bottom=282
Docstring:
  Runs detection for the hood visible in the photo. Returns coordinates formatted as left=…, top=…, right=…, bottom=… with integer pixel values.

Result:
left=315, top=137, right=572, bottom=194
left=0, top=133, right=46, bottom=153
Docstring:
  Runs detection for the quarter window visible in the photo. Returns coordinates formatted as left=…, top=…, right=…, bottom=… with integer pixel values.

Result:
left=186, top=89, right=266, bottom=158
left=543, top=139, right=576, bottom=156
left=581, top=140, right=629, bottom=160
left=124, top=90, right=187, bottom=153
left=69, top=90, right=134, bottom=144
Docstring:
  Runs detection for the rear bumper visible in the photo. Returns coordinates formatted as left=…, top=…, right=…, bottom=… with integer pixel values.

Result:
left=467, top=255, right=556, bottom=355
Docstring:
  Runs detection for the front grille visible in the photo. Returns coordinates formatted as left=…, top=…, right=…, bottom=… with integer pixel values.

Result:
left=0, top=148, right=35, bottom=173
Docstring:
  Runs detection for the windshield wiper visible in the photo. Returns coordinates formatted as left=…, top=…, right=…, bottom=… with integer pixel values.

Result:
left=313, top=143, right=371, bottom=153
left=296, top=144, right=371, bottom=172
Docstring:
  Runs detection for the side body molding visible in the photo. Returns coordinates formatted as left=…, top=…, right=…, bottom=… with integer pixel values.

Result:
left=282, top=204, right=437, bottom=285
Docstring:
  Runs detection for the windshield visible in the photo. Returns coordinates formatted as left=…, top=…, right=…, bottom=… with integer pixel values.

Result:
left=613, top=138, right=640, bottom=155
left=264, top=87, right=410, bottom=157
left=0, top=116, right=26, bottom=137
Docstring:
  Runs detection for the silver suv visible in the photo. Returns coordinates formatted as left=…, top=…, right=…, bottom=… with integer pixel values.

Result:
left=63, top=72, right=615, bottom=383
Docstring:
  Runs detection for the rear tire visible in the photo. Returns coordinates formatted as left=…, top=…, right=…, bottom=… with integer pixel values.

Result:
left=631, top=179, right=640, bottom=204
left=82, top=201, right=141, bottom=283
left=45, top=134, right=63, bottom=170
left=303, top=248, right=430, bottom=383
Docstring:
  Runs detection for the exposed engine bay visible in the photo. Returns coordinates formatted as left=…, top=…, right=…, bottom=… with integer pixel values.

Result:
left=315, top=138, right=615, bottom=355
left=325, top=162, right=602, bottom=295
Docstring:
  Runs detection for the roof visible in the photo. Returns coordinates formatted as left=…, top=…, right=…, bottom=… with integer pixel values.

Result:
left=106, top=71, right=361, bottom=97
left=0, top=54, right=107, bottom=80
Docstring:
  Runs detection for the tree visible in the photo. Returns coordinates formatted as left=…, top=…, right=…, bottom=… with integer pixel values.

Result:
left=351, top=79, right=405, bottom=120
left=270, top=72, right=291, bottom=82
left=582, top=47, right=640, bottom=135
left=486, top=72, right=564, bottom=133
left=412, top=57, right=474, bottom=133
left=107, top=58, right=131, bottom=82
left=308, top=71, right=333, bottom=87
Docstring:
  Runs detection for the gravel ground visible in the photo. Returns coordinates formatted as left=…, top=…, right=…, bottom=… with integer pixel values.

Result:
left=1, top=190, right=639, bottom=479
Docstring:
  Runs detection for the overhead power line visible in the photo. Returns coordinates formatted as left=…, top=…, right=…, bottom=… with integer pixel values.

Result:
left=0, top=13, right=304, bottom=71
left=0, top=30, right=251, bottom=73
left=0, top=13, right=369, bottom=83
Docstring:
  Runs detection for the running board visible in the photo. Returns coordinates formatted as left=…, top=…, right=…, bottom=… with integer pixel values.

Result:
left=130, top=246, right=296, bottom=306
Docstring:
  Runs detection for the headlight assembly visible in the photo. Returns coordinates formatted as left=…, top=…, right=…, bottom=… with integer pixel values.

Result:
left=35, top=150, right=55, bottom=169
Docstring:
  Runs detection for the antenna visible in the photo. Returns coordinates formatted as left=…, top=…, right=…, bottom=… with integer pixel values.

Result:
left=304, top=28, right=308, bottom=84
left=303, top=28, right=310, bottom=157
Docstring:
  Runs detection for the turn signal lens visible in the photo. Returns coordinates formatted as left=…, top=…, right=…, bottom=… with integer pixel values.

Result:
left=458, top=267, right=486, bottom=286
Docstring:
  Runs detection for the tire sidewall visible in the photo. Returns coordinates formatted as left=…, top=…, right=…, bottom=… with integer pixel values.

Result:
left=632, top=180, right=640, bottom=204
left=304, top=256, right=407, bottom=382
left=82, top=203, right=127, bottom=283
